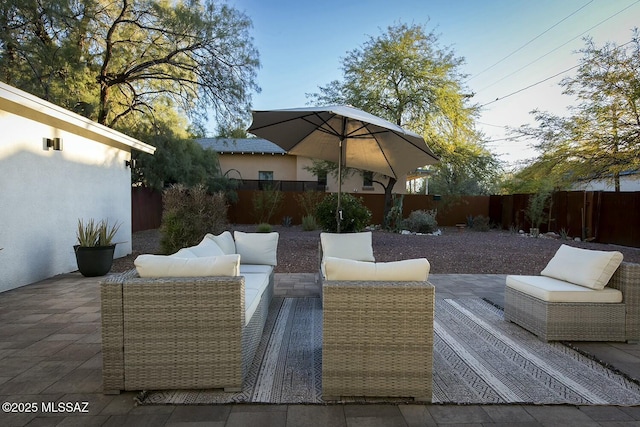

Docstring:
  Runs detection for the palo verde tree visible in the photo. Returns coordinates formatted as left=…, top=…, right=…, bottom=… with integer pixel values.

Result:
left=308, top=22, right=500, bottom=225
left=0, top=0, right=260, bottom=129
left=513, top=31, right=640, bottom=192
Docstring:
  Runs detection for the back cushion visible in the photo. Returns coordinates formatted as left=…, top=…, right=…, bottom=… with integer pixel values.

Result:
left=208, top=231, right=236, bottom=255
left=135, top=254, right=240, bottom=277
left=540, top=244, right=623, bottom=290
left=320, top=232, right=375, bottom=262
left=324, top=257, right=430, bottom=282
left=234, top=231, right=279, bottom=266
left=188, top=235, right=225, bottom=257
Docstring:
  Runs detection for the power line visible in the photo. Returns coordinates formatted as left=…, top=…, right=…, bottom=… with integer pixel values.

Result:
left=476, top=0, right=640, bottom=95
left=479, top=38, right=635, bottom=108
left=477, top=121, right=508, bottom=128
left=466, top=0, right=594, bottom=83
left=480, top=65, right=579, bottom=107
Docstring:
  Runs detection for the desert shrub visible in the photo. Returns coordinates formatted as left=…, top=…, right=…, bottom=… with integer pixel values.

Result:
left=315, top=193, right=371, bottom=233
left=294, top=190, right=326, bottom=217
left=525, top=190, right=551, bottom=229
left=257, top=223, right=272, bottom=233
left=385, top=195, right=404, bottom=232
left=402, top=209, right=438, bottom=234
left=472, top=215, right=491, bottom=231
left=160, top=184, right=228, bottom=254
left=252, top=184, right=284, bottom=224
left=281, top=216, right=292, bottom=227
left=294, top=190, right=325, bottom=229
left=301, top=214, right=319, bottom=231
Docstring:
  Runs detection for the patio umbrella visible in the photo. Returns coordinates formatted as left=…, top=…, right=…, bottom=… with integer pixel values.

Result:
left=248, top=105, right=439, bottom=232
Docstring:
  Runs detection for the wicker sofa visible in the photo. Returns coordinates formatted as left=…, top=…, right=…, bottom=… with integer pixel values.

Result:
left=101, top=231, right=277, bottom=394
left=505, top=244, right=640, bottom=342
left=319, top=232, right=435, bottom=401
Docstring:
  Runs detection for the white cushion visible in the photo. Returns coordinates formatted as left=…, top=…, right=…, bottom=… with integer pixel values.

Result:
left=234, top=231, right=279, bottom=266
left=320, top=232, right=375, bottom=262
left=243, top=273, right=270, bottom=325
left=187, top=235, right=225, bottom=257
left=507, top=275, right=622, bottom=303
left=243, top=273, right=270, bottom=292
left=134, top=254, right=240, bottom=278
left=169, top=248, right=198, bottom=258
left=244, top=287, right=261, bottom=326
left=208, top=231, right=236, bottom=255
left=323, top=257, right=430, bottom=282
left=540, top=244, right=624, bottom=290
left=240, top=264, right=274, bottom=275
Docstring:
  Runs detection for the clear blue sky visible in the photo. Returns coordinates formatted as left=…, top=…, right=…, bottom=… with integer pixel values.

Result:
left=226, top=0, right=639, bottom=167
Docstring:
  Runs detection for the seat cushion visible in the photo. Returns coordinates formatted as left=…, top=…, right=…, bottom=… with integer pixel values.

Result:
left=134, top=254, right=241, bottom=278
left=506, top=275, right=622, bottom=303
left=243, top=272, right=270, bottom=293
left=234, top=231, right=279, bottom=266
left=244, top=287, right=261, bottom=326
left=239, top=264, right=274, bottom=275
left=320, top=232, right=375, bottom=262
left=540, top=244, right=624, bottom=290
left=323, top=257, right=430, bottom=282
left=243, top=273, right=270, bottom=325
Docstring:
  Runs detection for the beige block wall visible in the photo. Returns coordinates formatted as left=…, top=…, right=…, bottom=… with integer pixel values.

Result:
left=219, top=153, right=407, bottom=194
left=218, top=153, right=298, bottom=181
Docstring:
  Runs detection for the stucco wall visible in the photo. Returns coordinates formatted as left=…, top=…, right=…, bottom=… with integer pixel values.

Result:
left=572, top=175, right=640, bottom=192
left=0, top=110, right=132, bottom=292
left=218, top=154, right=407, bottom=194
left=217, top=153, right=296, bottom=181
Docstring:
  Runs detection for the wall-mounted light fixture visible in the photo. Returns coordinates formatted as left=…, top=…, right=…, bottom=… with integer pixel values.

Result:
left=43, top=137, right=63, bottom=151
left=125, top=159, right=137, bottom=169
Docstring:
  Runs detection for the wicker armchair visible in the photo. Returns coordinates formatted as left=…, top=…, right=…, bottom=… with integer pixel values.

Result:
left=322, top=280, right=434, bottom=401
left=504, top=261, right=640, bottom=342
left=101, top=268, right=273, bottom=394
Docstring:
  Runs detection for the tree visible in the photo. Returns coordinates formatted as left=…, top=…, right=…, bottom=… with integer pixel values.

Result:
left=0, top=0, right=258, bottom=192
left=512, top=32, right=640, bottom=192
left=0, top=0, right=260, bottom=129
left=308, top=22, right=500, bottom=225
left=127, top=109, right=236, bottom=195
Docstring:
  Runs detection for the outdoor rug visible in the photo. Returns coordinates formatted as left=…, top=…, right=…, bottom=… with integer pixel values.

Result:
left=137, top=297, right=640, bottom=405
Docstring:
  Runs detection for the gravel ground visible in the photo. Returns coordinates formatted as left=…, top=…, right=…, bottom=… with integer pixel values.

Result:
left=112, top=225, right=640, bottom=275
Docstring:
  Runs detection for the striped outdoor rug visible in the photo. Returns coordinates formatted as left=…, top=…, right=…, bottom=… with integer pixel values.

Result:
left=137, top=297, right=640, bottom=405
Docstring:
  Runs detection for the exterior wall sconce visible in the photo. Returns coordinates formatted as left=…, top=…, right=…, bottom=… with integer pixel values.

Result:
left=125, top=159, right=137, bottom=168
left=43, top=137, right=63, bottom=151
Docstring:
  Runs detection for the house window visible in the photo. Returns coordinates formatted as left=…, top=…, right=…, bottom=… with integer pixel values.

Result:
left=258, top=171, right=274, bottom=190
left=317, top=171, right=327, bottom=190
left=362, top=171, right=374, bottom=190
left=259, top=171, right=273, bottom=181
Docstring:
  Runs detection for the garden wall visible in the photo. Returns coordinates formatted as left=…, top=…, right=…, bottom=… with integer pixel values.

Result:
left=491, top=191, right=640, bottom=248
left=133, top=189, right=640, bottom=248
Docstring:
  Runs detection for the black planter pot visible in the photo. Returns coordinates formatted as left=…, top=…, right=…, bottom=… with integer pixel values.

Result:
left=74, top=245, right=116, bottom=277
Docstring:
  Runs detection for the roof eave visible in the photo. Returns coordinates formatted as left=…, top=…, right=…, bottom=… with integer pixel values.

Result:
left=0, top=82, right=156, bottom=154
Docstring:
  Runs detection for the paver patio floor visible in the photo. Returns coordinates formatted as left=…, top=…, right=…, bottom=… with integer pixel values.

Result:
left=1, top=272, right=639, bottom=426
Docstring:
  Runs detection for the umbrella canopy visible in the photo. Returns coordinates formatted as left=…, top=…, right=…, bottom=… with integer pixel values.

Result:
left=247, top=105, right=438, bottom=179
left=248, top=105, right=439, bottom=231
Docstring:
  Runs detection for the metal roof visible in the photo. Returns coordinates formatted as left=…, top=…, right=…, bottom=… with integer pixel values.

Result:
left=197, top=138, right=286, bottom=154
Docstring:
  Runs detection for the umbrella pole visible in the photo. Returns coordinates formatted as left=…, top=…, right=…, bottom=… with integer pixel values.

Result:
left=336, top=138, right=343, bottom=233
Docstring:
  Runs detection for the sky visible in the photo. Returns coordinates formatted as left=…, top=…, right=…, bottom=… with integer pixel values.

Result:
left=225, top=0, right=639, bottom=168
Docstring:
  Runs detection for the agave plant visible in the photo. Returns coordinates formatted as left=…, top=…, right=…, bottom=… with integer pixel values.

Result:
left=77, top=219, right=121, bottom=247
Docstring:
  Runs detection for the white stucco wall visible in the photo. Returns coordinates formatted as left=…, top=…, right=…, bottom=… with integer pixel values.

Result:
left=572, top=175, right=640, bottom=192
left=0, top=82, right=154, bottom=293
